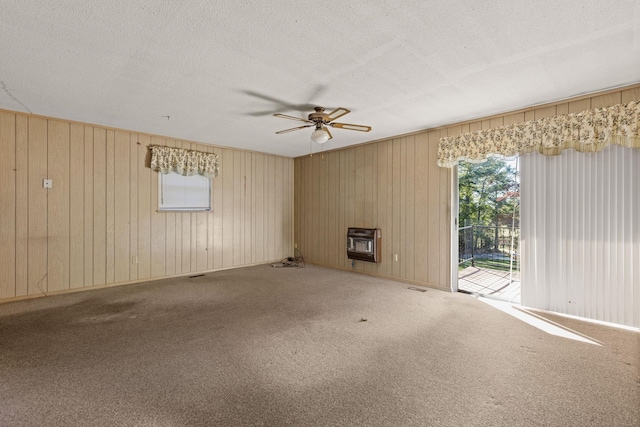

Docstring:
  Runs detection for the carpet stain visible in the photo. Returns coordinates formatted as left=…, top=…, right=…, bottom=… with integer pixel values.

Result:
left=0, top=298, right=139, bottom=335
left=519, top=344, right=538, bottom=355
left=486, top=396, right=503, bottom=407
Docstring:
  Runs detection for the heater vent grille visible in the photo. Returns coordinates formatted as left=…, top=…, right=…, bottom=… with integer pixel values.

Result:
left=347, top=228, right=381, bottom=263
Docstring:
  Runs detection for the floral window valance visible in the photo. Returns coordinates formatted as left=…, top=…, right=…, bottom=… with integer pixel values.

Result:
left=437, top=100, right=640, bottom=168
left=150, top=145, right=219, bottom=178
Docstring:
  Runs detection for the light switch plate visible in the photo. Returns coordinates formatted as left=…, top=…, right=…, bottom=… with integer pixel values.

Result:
left=43, top=179, right=52, bottom=188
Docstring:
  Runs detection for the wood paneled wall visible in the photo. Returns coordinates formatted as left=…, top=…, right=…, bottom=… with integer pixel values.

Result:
left=293, top=84, right=640, bottom=291
left=0, top=111, right=293, bottom=301
left=294, top=133, right=452, bottom=290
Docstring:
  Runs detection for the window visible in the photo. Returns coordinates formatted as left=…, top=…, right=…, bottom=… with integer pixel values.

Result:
left=158, top=172, right=211, bottom=211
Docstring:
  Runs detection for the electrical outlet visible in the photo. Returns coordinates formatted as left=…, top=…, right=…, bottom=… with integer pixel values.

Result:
left=132, top=256, right=139, bottom=264
left=294, top=243, right=297, bottom=249
left=394, top=254, right=399, bottom=262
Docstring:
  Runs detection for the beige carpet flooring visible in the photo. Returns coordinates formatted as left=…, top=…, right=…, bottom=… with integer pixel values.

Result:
left=1, top=264, right=638, bottom=426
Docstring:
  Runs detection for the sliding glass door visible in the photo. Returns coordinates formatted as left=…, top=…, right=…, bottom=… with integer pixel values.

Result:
left=455, top=157, right=521, bottom=303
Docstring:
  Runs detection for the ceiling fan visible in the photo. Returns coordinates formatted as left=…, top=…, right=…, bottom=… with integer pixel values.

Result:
left=274, top=107, right=371, bottom=144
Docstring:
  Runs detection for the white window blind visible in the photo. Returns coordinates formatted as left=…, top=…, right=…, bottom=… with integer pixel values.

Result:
left=159, top=172, right=211, bottom=211
left=520, top=144, right=639, bottom=328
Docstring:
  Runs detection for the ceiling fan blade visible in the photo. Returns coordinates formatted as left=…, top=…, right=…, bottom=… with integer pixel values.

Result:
left=243, top=90, right=319, bottom=112
left=275, top=124, right=314, bottom=134
left=273, top=113, right=312, bottom=123
left=326, top=107, right=350, bottom=121
left=325, top=126, right=333, bottom=140
left=330, top=122, right=372, bottom=132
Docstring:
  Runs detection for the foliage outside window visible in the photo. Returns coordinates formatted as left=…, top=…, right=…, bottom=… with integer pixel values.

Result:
left=458, top=157, right=519, bottom=228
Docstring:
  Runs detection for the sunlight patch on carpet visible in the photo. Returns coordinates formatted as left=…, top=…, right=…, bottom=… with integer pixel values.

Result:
left=478, top=297, right=601, bottom=346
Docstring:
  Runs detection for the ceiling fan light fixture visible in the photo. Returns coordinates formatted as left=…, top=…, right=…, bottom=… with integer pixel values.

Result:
left=310, top=127, right=330, bottom=144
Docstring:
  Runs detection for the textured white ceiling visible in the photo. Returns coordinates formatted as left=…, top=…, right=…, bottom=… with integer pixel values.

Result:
left=1, top=1, right=639, bottom=157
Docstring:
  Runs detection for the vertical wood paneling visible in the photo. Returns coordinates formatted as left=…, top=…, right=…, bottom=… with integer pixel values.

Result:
left=302, top=156, right=311, bottom=262
left=327, top=152, right=337, bottom=266
left=267, top=155, right=276, bottom=260
left=376, top=142, right=389, bottom=276
left=414, top=133, right=429, bottom=282
left=1, top=110, right=293, bottom=302
left=490, top=117, right=504, bottom=130
left=83, top=126, right=94, bottom=286
left=222, top=149, right=234, bottom=267
left=196, top=208, right=208, bottom=270
left=286, top=155, right=293, bottom=259
left=405, top=136, right=415, bottom=281
left=556, top=103, right=569, bottom=116
left=534, top=105, right=557, bottom=120
left=254, top=153, right=265, bottom=262
left=239, top=151, right=248, bottom=264
left=15, top=115, right=28, bottom=296
left=93, top=128, right=107, bottom=286
left=48, top=120, right=70, bottom=292
left=275, top=156, right=284, bottom=260
left=355, top=146, right=365, bottom=230
left=426, top=131, right=440, bottom=286
left=114, top=131, right=130, bottom=282
left=367, top=145, right=378, bottom=274
left=337, top=153, right=346, bottom=268
left=129, top=135, right=139, bottom=281
left=503, top=113, right=525, bottom=126
left=391, top=139, right=401, bottom=277
left=105, top=130, right=116, bottom=284
left=469, top=121, right=482, bottom=133
left=568, top=99, right=591, bottom=114
left=137, top=134, right=151, bottom=280
left=293, top=131, right=449, bottom=286
left=212, top=145, right=223, bottom=268
left=524, top=111, right=535, bottom=122
left=385, top=143, right=394, bottom=275
left=293, top=155, right=301, bottom=257
left=591, top=92, right=622, bottom=109
left=299, top=157, right=308, bottom=263
left=320, top=155, right=328, bottom=263
left=69, top=124, right=85, bottom=289
left=233, top=151, right=242, bottom=266
left=621, top=87, right=640, bottom=103
left=308, top=155, right=317, bottom=263
left=289, top=157, right=294, bottom=255
left=209, top=145, right=218, bottom=269
left=28, top=117, right=48, bottom=294
left=310, top=156, right=317, bottom=263
left=0, top=112, right=16, bottom=298
left=399, top=139, right=407, bottom=277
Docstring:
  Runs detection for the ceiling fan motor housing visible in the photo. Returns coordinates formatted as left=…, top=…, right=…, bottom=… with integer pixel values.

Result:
left=308, top=107, right=329, bottom=123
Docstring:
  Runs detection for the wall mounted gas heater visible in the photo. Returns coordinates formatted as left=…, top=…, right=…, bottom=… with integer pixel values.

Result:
left=347, top=228, right=381, bottom=263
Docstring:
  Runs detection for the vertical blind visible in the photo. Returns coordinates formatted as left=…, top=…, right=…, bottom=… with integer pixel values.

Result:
left=520, top=144, right=639, bottom=328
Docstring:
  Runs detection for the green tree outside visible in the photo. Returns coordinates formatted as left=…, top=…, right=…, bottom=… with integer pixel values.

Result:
left=459, top=157, right=519, bottom=228
left=458, top=157, right=520, bottom=270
